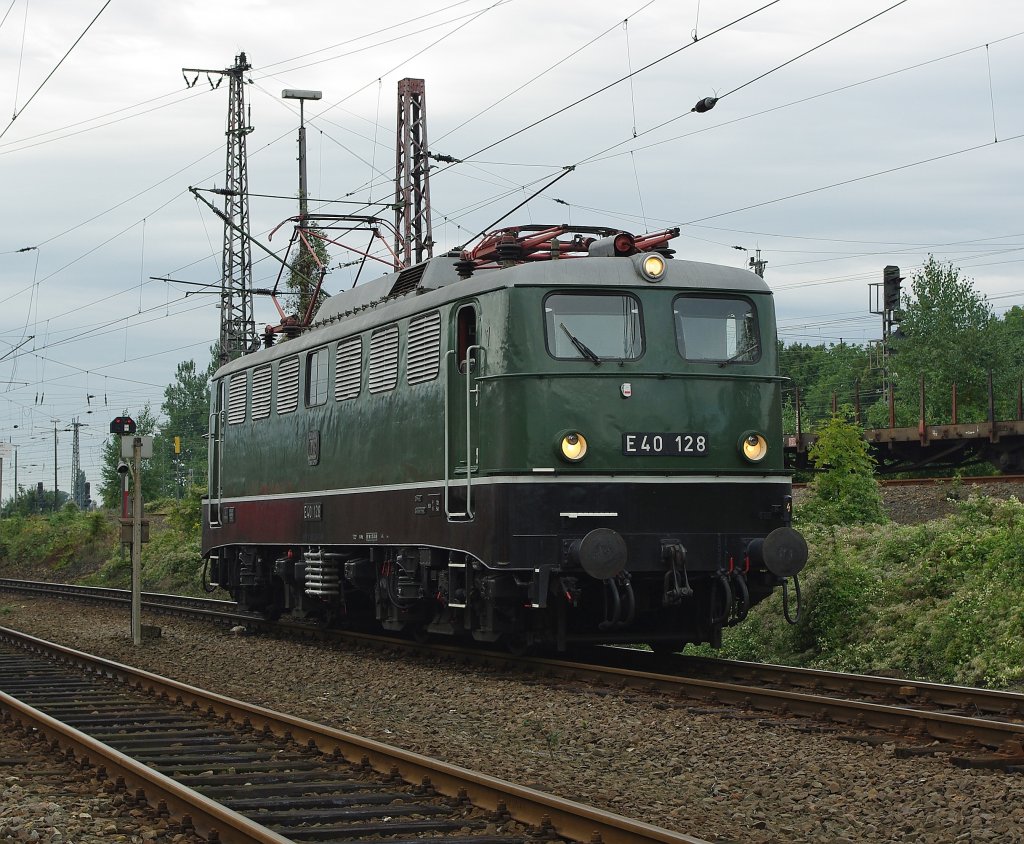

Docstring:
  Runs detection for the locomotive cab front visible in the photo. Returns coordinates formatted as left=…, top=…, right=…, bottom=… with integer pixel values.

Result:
left=470, top=245, right=806, bottom=649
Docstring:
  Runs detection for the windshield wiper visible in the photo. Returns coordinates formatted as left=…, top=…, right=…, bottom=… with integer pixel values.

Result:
left=718, top=342, right=759, bottom=367
left=560, top=322, right=601, bottom=365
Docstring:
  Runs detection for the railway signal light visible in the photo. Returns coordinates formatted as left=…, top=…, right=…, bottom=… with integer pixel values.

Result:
left=110, top=416, right=136, bottom=434
left=883, top=265, right=902, bottom=311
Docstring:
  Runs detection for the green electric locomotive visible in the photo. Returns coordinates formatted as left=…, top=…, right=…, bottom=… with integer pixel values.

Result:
left=202, top=225, right=807, bottom=652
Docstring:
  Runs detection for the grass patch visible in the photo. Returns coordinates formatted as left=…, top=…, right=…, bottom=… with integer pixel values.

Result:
left=705, top=494, right=1024, bottom=688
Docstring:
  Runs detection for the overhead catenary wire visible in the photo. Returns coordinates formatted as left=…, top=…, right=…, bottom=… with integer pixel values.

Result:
left=4, top=4, right=1019, bottom=475
left=0, top=0, right=113, bottom=141
left=438, top=0, right=785, bottom=169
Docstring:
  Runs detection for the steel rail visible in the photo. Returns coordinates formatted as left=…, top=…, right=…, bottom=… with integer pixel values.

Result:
left=0, top=626, right=708, bottom=844
left=643, top=652, right=1024, bottom=718
left=514, top=655, right=1024, bottom=749
left=5, top=578, right=1024, bottom=748
left=0, top=690, right=293, bottom=844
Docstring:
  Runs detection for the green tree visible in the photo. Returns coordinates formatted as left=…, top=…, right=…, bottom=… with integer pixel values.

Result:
left=286, top=227, right=331, bottom=323
left=997, top=305, right=1024, bottom=419
left=2, top=485, right=70, bottom=516
left=870, top=256, right=1004, bottom=427
left=153, top=358, right=214, bottom=498
left=798, top=414, right=886, bottom=526
left=780, top=341, right=879, bottom=433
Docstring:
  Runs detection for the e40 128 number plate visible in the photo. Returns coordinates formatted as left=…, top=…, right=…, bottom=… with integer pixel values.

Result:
left=622, top=432, right=708, bottom=456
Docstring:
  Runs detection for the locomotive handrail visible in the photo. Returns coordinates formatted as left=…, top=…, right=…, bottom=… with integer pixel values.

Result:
left=443, top=345, right=482, bottom=521
left=207, top=388, right=225, bottom=527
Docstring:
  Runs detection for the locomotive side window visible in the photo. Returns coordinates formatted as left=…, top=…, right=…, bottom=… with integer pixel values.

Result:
left=543, top=293, right=643, bottom=361
left=673, top=295, right=760, bottom=363
left=251, top=365, right=272, bottom=420
left=407, top=310, right=441, bottom=384
left=368, top=324, right=400, bottom=393
left=277, top=356, right=300, bottom=414
left=305, top=347, right=329, bottom=407
left=335, top=336, right=362, bottom=401
left=456, top=305, right=477, bottom=372
left=227, top=371, right=247, bottom=425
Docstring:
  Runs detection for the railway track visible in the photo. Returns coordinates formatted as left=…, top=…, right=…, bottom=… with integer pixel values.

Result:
left=3, top=578, right=1024, bottom=769
left=0, top=625, right=704, bottom=844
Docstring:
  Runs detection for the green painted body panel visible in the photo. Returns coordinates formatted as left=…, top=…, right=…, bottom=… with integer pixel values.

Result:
left=480, top=286, right=782, bottom=475
left=210, top=255, right=786, bottom=500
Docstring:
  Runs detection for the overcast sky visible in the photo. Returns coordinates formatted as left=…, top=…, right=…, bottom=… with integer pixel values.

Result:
left=1, top=0, right=1022, bottom=499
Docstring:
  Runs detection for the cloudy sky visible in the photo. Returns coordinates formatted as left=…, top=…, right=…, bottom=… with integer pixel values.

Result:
left=1, top=0, right=1022, bottom=499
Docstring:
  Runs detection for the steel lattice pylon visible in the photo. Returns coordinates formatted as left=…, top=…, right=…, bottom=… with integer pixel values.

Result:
left=183, top=52, right=256, bottom=363
left=394, top=78, right=433, bottom=269
left=70, top=418, right=84, bottom=509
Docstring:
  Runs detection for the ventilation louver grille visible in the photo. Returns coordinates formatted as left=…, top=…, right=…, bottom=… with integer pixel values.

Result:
left=407, top=311, right=441, bottom=385
left=277, top=356, right=300, bottom=414
left=335, top=337, right=362, bottom=401
left=389, top=263, right=427, bottom=297
left=251, top=365, right=272, bottom=420
left=368, top=325, right=399, bottom=393
left=227, top=372, right=247, bottom=425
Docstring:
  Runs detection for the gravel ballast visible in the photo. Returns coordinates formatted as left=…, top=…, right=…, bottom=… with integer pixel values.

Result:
left=2, top=599, right=1024, bottom=843
left=0, top=719, right=205, bottom=844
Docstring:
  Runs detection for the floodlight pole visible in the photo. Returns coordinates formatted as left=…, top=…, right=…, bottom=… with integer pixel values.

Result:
left=282, top=89, right=322, bottom=230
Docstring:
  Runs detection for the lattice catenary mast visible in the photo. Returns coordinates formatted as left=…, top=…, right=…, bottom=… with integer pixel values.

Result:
left=394, top=78, right=433, bottom=269
left=183, top=53, right=256, bottom=363
left=70, top=418, right=85, bottom=509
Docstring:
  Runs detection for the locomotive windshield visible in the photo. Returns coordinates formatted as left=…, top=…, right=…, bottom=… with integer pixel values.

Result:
left=544, top=292, right=643, bottom=361
left=673, top=295, right=760, bottom=363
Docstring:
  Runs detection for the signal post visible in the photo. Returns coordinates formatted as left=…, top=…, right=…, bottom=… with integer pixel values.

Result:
left=111, top=416, right=151, bottom=646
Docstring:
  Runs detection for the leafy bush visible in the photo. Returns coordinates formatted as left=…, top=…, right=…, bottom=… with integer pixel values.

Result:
left=717, top=495, right=1024, bottom=688
left=80, top=492, right=206, bottom=596
left=0, top=508, right=115, bottom=578
left=798, top=414, right=887, bottom=527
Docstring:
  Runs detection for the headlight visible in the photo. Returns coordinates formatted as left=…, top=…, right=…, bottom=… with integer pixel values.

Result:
left=559, top=432, right=588, bottom=462
left=633, top=252, right=665, bottom=282
left=740, top=432, right=768, bottom=462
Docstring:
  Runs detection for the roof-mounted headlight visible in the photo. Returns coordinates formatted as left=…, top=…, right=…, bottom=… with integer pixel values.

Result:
left=633, top=252, right=665, bottom=282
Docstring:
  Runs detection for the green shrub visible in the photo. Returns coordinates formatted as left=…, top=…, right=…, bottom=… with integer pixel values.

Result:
left=798, top=414, right=887, bottom=527
left=718, top=495, right=1024, bottom=688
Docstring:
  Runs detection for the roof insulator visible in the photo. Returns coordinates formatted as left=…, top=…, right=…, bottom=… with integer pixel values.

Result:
left=454, top=257, right=475, bottom=279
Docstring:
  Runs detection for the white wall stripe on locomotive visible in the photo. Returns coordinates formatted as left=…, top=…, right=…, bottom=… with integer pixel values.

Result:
left=335, top=336, right=362, bottom=401
left=217, top=473, right=793, bottom=504
left=368, top=324, right=399, bottom=393
left=252, top=364, right=272, bottom=421
left=407, top=310, right=441, bottom=385
left=227, top=371, right=247, bottom=425
left=277, top=356, right=300, bottom=414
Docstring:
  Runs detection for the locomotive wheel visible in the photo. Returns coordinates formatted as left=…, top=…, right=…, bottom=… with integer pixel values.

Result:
left=503, top=633, right=532, bottom=656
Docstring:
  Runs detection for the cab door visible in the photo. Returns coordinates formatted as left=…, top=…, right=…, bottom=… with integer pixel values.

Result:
left=444, top=303, right=481, bottom=520
left=207, top=380, right=225, bottom=527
